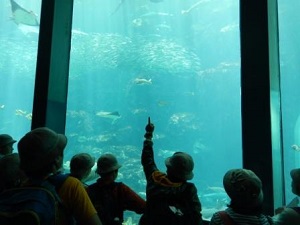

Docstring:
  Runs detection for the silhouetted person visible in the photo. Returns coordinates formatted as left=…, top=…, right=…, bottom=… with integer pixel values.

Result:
left=0, top=134, right=16, bottom=158
left=70, top=153, right=96, bottom=187
left=210, top=168, right=273, bottom=225
left=0, top=153, right=26, bottom=193
left=88, top=153, right=146, bottom=225
left=140, top=117, right=202, bottom=225
left=18, top=127, right=102, bottom=225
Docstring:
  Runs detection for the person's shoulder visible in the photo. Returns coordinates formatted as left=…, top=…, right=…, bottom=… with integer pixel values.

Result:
left=209, top=211, right=223, bottom=225
left=184, top=182, right=198, bottom=191
left=65, top=175, right=81, bottom=183
left=117, top=182, right=136, bottom=192
left=61, top=175, right=85, bottom=190
left=186, top=181, right=197, bottom=187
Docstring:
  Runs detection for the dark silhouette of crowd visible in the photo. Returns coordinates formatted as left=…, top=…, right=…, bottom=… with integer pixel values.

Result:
left=1, top=118, right=300, bottom=225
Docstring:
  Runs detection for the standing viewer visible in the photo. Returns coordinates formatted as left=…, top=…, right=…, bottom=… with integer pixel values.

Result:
left=273, top=208, right=300, bottom=225
left=140, top=117, right=203, bottom=225
left=70, top=153, right=96, bottom=187
left=0, top=153, right=27, bottom=193
left=286, top=169, right=300, bottom=207
left=88, top=153, right=146, bottom=225
left=0, top=134, right=17, bottom=158
left=210, top=168, right=272, bottom=225
left=275, top=168, right=300, bottom=214
left=17, top=127, right=102, bottom=225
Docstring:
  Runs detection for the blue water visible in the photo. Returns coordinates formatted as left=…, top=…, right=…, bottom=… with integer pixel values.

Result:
left=278, top=0, right=300, bottom=205
left=0, top=0, right=253, bottom=221
left=67, top=0, right=241, bottom=220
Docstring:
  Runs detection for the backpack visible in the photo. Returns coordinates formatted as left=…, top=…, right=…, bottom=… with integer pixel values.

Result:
left=0, top=173, right=68, bottom=225
left=88, top=182, right=123, bottom=225
left=141, top=183, right=196, bottom=225
left=144, top=196, right=192, bottom=225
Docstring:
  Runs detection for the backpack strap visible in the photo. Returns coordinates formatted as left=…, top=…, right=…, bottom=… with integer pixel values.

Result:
left=47, top=173, right=75, bottom=225
left=43, top=173, right=69, bottom=204
left=218, top=211, right=236, bottom=225
left=47, top=173, right=69, bottom=191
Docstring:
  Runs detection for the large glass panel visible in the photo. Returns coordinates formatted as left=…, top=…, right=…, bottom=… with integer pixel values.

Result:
left=0, top=0, right=40, bottom=144
left=67, top=0, right=241, bottom=221
left=278, top=0, right=300, bottom=205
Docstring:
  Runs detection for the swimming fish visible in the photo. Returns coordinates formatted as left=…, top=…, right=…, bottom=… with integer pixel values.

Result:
left=292, top=144, right=300, bottom=151
left=10, top=0, right=39, bottom=26
left=96, top=111, right=121, bottom=124
left=133, top=78, right=152, bottom=85
left=15, top=109, right=27, bottom=116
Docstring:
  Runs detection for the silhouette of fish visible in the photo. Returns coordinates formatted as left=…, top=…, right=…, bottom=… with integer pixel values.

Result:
left=96, top=111, right=121, bottom=124
left=10, top=0, right=39, bottom=26
left=133, top=78, right=152, bottom=85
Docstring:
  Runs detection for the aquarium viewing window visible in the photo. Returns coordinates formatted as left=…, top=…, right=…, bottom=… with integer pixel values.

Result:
left=0, top=0, right=41, bottom=140
left=277, top=0, right=300, bottom=206
left=2, top=0, right=291, bottom=221
left=66, top=0, right=242, bottom=221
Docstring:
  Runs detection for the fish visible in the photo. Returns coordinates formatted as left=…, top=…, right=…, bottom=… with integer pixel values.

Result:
left=200, top=192, right=228, bottom=199
left=157, top=100, right=169, bottom=107
left=10, top=0, right=39, bottom=26
left=133, top=78, right=152, bottom=85
left=96, top=111, right=121, bottom=124
left=292, top=144, right=300, bottom=151
left=25, top=113, right=32, bottom=120
left=15, top=109, right=27, bottom=116
left=132, top=18, right=143, bottom=27
left=207, top=186, right=225, bottom=193
left=131, top=108, right=147, bottom=115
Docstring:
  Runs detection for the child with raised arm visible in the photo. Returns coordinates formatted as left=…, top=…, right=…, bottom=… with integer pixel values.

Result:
left=140, top=117, right=203, bottom=225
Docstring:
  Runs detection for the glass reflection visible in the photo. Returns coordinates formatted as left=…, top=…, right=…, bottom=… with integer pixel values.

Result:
left=67, top=0, right=241, bottom=221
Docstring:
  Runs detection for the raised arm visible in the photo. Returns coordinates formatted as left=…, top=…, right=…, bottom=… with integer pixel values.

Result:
left=141, top=117, right=157, bottom=180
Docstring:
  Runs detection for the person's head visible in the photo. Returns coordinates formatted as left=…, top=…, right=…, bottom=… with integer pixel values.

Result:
left=290, top=168, right=300, bottom=196
left=165, top=152, right=194, bottom=182
left=223, top=168, right=263, bottom=214
left=96, top=153, right=122, bottom=181
left=70, top=153, right=95, bottom=181
left=0, top=134, right=17, bottom=156
left=17, top=127, right=67, bottom=178
left=274, top=208, right=300, bottom=225
left=0, top=153, right=27, bottom=192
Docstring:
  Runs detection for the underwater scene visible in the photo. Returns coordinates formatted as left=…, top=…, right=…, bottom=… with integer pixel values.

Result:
left=2, top=0, right=300, bottom=223
left=67, top=0, right=241, bottom=222
left=277, top=0, right=300, bottom=205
